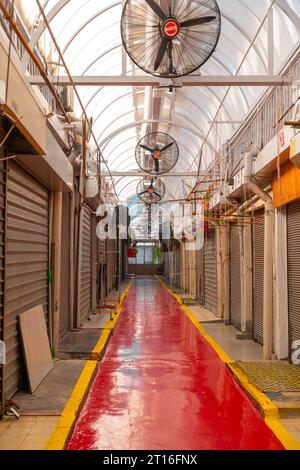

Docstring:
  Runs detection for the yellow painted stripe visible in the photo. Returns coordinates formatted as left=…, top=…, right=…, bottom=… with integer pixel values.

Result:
left=45, top=360, right=97, bottom=450
left=91, top=283, right=132, bottom=360
left=157, top=276, right=300, bottom=451
left=227, top=362, right=279, bottom=418
left=45, top=282, right=133, bottom=450
left=265, top=418, right=300, bottom=451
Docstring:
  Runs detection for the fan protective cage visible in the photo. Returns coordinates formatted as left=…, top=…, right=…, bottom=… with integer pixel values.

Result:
left=136, top=132, right=179, bottom=176
left=121, top=0, right=221, bottom=79
left=137, top=177, right=166, bottom=204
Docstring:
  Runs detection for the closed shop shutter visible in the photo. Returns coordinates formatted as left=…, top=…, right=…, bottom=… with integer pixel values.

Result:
left=0, top=137, right=6, bottom=411
left=59, top=193, right=70, bottom=338
left=252, top=210, right=264, bottom=344
left=204, top=228, right=217, bottom=314
left=287, top=200, right=300, bottom=358
left=252, top=210, right=275, bottom=349
left=5, top=162, right=49, bottom=398
left=98, top=239, right=106, bottom=265
left=79, top=207, right=92, bottom=324
left=230, top=225, right=242, bottom=329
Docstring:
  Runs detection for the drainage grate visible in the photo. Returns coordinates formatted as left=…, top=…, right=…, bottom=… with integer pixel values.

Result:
left=237, top=361, right=300, bottom=393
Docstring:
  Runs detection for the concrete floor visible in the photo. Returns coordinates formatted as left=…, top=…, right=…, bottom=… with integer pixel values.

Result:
left=14, top=359, right=86, bottom=414
left=203, top=322, right=263, bottom=361
left=0, top=285, right=129, bottom=450
left=59, top=330, right=104, bottom=358
left=0, top=359, right=85, bottom=450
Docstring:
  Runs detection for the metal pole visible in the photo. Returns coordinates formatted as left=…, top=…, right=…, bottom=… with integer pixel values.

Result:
left=52, top=192, right=63, bottom=356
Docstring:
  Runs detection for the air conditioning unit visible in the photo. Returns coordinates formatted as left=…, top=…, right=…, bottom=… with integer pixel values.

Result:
left=60, top=86, right=74, bottom=113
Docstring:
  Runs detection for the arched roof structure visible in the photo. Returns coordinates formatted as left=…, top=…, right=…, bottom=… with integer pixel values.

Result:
left=17, top=0, right=300, bottom=201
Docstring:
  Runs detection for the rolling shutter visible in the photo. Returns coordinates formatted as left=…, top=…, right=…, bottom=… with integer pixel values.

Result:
left=204, top=228, right=217, bottom=313
left=79, top=207, right=92, bottom=324
left=5, top=162, right=49, bottom=398
left=0, top=136, right=6, bottom=412
left=230, top=225, right=242, bottom=329
left=252, top=210, right=275, bottom=348
left=252, top=210, right=264, bottom=344
left=59, top=193, right=70, bottom=338
left=287, top=200, right=300, bottom=358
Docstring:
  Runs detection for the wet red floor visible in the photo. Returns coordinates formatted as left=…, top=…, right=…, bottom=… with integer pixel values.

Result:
left=67, top=277, right=284, bottom=450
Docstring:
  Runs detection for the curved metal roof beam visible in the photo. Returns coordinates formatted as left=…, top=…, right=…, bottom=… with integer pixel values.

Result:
left=91, top=88, right=219, bottom=142
left=99, top=119, right=217, bottom=154
left=36, top=0, right=268, bottom=75
left=104, top=131, right=200, bottom=171
left=81, top=44, right=249, bottom=111
left=97, top=107, right=205, bottom=144
left=85, top=82, right=235, bottom=132
left=108, top=142, right=196, bottom=172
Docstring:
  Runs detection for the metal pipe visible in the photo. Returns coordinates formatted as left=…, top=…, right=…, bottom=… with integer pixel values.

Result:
left=48, top=192, right=54, bottom=350
left=69, top=190, right=75, bottom=330
left=52, top=192, right=63, bottom=355
left=76, top=203, right=84, bottom=328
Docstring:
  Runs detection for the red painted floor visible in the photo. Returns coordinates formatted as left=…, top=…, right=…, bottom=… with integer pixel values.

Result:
left=67, top=277, right=284, bottom=450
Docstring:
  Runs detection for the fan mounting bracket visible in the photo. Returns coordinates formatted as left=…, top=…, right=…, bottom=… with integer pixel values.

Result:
left=155, top=79, right=182, bottom=93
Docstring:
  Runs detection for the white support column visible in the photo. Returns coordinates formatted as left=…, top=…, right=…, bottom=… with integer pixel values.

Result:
left=275, top=207, right=289, bottom=359
left=268, top=7, right=274, bottom=75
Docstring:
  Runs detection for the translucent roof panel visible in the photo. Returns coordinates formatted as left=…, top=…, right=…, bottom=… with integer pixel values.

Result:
left=17, top=0, right=300, bottom=201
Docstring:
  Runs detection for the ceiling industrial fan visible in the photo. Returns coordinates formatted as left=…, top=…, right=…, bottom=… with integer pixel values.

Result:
left=121, top=0, right=221, bottom=78
left=136, top=132, right=179, bottom=175
left=137, top=177, right=166, bottom=203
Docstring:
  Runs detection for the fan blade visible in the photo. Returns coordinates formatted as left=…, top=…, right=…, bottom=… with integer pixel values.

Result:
left=139, top=190, right=148, bottom=196
left=153, top=192, right=161, bottom=198
left=154, top=37, right=168, bottom=71
left=155, top=158, right=160, bottom=173
left=145, top=0, right=167, bottom=21
left=160, top=142, right=174, bottom=153
left=140, top=144, right=154, bottom=153
left=150, top=179, right=154, bottom=188
left=181, top=16, right=216, bottom=28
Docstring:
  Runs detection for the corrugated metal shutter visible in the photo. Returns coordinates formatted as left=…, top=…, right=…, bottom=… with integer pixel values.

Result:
left=204, top=228, right=217, bottom=313
left=0, top=137, right=6, bottom=411
left=59, top=193, right=70, bottom=338
left=5, top=162, right=49, bottom=398
left=287, top=200, right=300, bottom=358
left=79, top=207, right=92, bottom=324
left=252, top=210, right=264, bottom=344
left=98, top=238, right=106, bottom=265
left=252, top=210, right=275, bottom=349
left=230, top=225, right=242, bottom=329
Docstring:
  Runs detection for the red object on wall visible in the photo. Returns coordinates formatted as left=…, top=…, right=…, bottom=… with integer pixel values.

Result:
left=127, top=247, right=137, bottom=258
